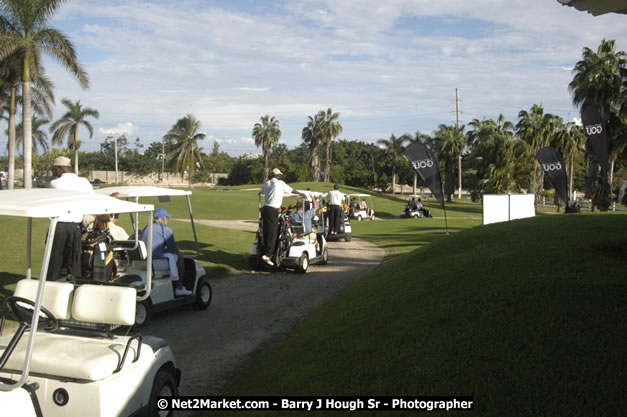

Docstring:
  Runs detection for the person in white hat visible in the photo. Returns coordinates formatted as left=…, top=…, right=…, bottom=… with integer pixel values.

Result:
left=46, top=156, right=94, bottom=280
left=259, top=168, right=306, bottom=266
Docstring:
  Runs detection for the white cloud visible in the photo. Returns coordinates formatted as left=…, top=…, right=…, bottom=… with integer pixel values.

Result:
left=99, top=122, right=136, bottom=136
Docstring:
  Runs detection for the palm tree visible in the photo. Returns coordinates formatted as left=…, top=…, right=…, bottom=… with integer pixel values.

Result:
left=252, top=114, right=281, bottom=182
left=163, top=114, right=205, bottom=188
left=377, top=134, right=408, bottom=193
left=435, top=124, right=465, bottom=202
left=13, top=114, right=50, bottom=154
left=0, top=0, right=89, bottom=188
left=0, top=54, right=54, bottom=188
left=321, top=108, right=342, bottom=183
left=49, top=99, right=99, bottom=174
left=302, top=112, right=325, bottom=181
left=553, top=121, right=585, bottom=200
left=569, top=39, right=626, bottom=195
left=516, top=104, right=554, bottom=202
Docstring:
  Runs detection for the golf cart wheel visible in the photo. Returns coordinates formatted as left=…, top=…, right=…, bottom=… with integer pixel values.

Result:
left=298, top=253, right=309, bottom=273
left=321, top=247, right=329, bottom=265
left=149, top=368, right=179, bottom=417
left=357, top=215, right=362, bottom=221
left=345, top=233, right=352, bottom=242
left=133, top=299, right=151, bottom=331
left=194, top=278, right=212, bottom=310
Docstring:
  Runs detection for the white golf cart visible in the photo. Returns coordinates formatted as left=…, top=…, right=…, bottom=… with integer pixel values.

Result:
left=0, top=189, right=180, bottom=417
left=346, top=193, right=375, bottom=221
left=400, top=195, right=432, bottom=218
left=249, top=191, right=329, bottom=273
left=94, top=186, right=212, bottom=329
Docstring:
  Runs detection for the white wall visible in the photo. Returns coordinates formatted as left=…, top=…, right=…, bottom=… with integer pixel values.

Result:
left=483, top=194, right=535, bottom=225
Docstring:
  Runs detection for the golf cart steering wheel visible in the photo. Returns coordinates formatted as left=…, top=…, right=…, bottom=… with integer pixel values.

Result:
left=3, top=296, right=58, bottom=331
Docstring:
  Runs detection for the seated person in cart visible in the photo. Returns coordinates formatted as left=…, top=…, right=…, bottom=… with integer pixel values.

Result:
left=141, top=208, right=192, bottom=296
left=289, top=194, right=319, bottom=244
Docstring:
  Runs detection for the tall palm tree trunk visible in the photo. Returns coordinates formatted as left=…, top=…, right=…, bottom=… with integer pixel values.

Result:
left=569, top=155, right=574, bottom=200
left=324, top=141, right=331, bottom=182
left=534, top=161, right=544, bottom=203
left=74, top=125, right=80, bottom=174
left=7, top=88, right=17, bottom=189
left=413, top=173, right=417, bottom=195
left=310, top=148, right=320, bottom=182
left=457, top=154, right=462, bottom=199
left=22, top=80, right=32, bottom=189
left=391, top=165, right=396, bottom=194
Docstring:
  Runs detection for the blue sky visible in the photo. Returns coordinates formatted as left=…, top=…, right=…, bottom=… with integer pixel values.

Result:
left=4, top=0, right=626, bottom=157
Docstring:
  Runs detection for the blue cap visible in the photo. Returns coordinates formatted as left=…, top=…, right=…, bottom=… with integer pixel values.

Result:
left=155, top=208, right=172, bottom=219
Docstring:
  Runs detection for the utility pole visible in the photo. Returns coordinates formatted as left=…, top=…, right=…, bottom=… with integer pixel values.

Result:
left=456, top=88, right=462, bottom=199
left=160, top=141, right=165, bottom=182
left=114, top=136, right=119, bottom=184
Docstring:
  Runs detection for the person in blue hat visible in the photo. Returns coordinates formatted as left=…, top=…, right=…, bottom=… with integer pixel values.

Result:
left=141, top=208, right=192, bottom=296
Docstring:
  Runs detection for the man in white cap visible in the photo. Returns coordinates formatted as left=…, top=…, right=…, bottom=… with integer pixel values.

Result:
left=259, top=168, right=306, bottom=266
left=46, top=156, right=94, bottom=280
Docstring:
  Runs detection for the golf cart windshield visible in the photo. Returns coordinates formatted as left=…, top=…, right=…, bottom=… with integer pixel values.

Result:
left=95, top=186, right=199, bottom=258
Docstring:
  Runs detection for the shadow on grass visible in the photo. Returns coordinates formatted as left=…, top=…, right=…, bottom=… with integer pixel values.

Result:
left=178, top=239, right=249, bottom=276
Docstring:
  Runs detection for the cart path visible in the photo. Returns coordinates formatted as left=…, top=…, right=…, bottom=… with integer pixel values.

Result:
left=143, top=235, right=384, bottom=404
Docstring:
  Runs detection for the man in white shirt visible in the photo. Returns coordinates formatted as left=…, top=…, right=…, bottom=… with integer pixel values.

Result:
left=47, top=156, right=94, bottom=280
left=326, top=183, right=344, bottom=234
left=259, top=168, right=306, bottom=266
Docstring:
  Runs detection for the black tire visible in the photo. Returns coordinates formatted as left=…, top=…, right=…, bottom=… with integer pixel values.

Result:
left=321, top=247, right=329, bottom=265
left=357, top=215, right=362, bottom=221
left=345, top=233, right=352, bottom=242
left=193, top=278, right=212, bottom=310
left=148, top=369, right=178, bottom=417
left=133, top=299, right=151, bottom=331
left=298, top=253, right=309, bottom=273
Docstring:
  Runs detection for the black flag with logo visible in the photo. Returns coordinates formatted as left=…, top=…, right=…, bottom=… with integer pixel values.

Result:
left=581, top=105, right=609, bottom=173
left=403, top=142, right=445, bottom=208
left=537, top=146, right=569, bottom=206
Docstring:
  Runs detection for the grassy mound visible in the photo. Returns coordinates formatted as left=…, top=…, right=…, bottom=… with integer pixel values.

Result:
left=215, top=214, right=626, bottom=417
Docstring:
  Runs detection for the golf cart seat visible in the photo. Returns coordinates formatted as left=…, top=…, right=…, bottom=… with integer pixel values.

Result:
left=0, top=283, right=148, bottom=382
left=12, top=279, right=74, bottom=320
left=290, top=221, right=306, bottom=237
left=115, top=240, right=170, bottom=280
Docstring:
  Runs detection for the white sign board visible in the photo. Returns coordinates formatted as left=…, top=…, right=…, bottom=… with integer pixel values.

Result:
left=483, top=194, right=535, bottom=225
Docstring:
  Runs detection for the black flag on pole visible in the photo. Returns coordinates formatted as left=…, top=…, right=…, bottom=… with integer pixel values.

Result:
left=536, top=146, right=569, bottom=206
left=581, top=105, right=609, bottom=173
left=403, top=142, right=445, bottom=208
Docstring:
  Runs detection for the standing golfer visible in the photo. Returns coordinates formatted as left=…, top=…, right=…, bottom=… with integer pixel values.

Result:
left=47, top=156, right=94, bottom=280
left=260, top=168, right=306, bottom=266
left=326, top=183, right=344, bottom=234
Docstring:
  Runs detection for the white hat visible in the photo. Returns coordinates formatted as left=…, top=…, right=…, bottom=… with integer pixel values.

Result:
left=272, top=168, right=283, bottom=176
left=52, top=156, right=71, bottom=167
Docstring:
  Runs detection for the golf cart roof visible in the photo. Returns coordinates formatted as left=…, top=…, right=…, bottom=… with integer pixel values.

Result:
left=95, top=186, right=191, bottom=198
left=347, top=193, right=371, bottom=198
left=0, top=189, right=154, bottom=218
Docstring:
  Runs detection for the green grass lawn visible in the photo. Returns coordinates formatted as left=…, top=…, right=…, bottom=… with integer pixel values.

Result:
left=209, top=213, right=626, bottom=417
left=1, top=186, right=624, bottom=417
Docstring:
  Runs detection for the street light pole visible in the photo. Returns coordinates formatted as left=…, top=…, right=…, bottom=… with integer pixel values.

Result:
left=114, top=136, right=119, bottom=183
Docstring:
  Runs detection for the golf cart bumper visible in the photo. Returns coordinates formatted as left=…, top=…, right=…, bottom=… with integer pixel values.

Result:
left=0, top=333, right=178, bottom=417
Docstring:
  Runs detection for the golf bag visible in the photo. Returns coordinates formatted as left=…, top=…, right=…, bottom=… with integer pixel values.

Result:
left=81, top=228, right=117, bottom=281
